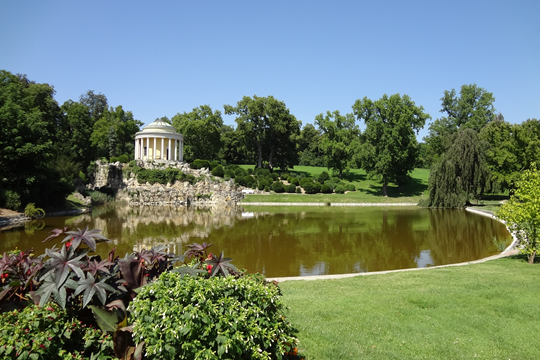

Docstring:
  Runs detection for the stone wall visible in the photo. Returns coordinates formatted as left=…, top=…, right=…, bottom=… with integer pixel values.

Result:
left=89, top=160, right=244, bottom=206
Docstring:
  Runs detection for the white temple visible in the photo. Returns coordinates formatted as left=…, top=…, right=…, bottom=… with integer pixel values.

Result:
left=134, top=120, right=184, bottom=161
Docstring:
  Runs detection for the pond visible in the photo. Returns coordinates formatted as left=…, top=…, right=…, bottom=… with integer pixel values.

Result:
left=0, top=205, right=511, bottom=277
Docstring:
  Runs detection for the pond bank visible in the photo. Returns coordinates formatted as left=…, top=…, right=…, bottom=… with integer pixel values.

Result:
left=0, top=208, right=90, bottom=228
left=241, top=202, right=418, bottom=206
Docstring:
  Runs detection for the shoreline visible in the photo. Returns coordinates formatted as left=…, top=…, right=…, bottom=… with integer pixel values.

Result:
left=0, top=208, right=90, bottom=228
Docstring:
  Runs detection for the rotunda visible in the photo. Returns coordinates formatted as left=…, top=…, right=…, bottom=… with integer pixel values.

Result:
left=134, top=120, right=184, bottom=161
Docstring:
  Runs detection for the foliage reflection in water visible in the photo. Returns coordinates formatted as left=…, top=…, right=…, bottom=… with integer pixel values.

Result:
left=0, top=205, right=511, bottom=277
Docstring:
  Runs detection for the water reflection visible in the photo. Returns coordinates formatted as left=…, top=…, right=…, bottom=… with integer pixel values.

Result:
left=0, top=205, right=511, bottom=277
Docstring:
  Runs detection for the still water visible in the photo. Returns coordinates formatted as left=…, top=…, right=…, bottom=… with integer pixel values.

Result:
left=0, top=205, right=511, bottom=277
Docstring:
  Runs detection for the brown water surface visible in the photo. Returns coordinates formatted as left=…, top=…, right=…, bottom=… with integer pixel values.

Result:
left=0, top=205, right=511, bottom=277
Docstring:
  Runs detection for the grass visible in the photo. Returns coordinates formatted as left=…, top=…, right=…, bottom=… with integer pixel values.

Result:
left=280, top=256, right=540, bottom=359
left=239, top=166, right=430, bottom=204
left=65, top=193, right=87, bottom=210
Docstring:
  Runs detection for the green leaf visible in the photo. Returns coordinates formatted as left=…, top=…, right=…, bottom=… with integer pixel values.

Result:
left=89, top=305, right=120, bottom=332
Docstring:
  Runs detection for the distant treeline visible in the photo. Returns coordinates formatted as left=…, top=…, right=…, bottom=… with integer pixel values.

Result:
left=1, top=69, right=539, bottom=209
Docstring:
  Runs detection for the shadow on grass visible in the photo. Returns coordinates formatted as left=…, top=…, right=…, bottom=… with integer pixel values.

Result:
left=505, top=253, right=540, bottom=264
left=481, top=194, right=510, bottom=201
left=342, top=172, right=367, bottom=182
left=361, top=178, right=428, bottom=197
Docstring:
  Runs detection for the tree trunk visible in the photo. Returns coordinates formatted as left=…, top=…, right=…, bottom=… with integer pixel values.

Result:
left=528, top=250, right=536, bottom=264
left=382, top=181, right=388, bottom=197
left=268, top=148, right=274, bottom=172
left=257, top=144, right=262, bottom=168
left=339, top=168, right=342, bottom=179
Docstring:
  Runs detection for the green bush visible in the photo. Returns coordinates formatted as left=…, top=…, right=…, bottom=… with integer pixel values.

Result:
left=324, top=180, right=337, bottom=191
left=118, top=154, right=129, bottom=163
left=270, top=173, right=279, bottom=181
left=129, top=160, right=137, bottom=167
left=296, top=187, right=302, bottom=194
left=224, top=168, right=235, bottom=178
left=290, top=177, right=300, bottom=186
left=191, top=159, right=211, bottom=170
left=24, top=203, right=45, bottom=218
left=302, top=182, right=321, bottom=194
left=299, top=177, right=314, bottom=188
left=5, top=190, right=21, bottom=211
left=285, top=184, right=297, bottom=193
left=235, top=167, right=248, bottom=178
left=247, top=168, right=254, bottom=175
left=280, top=172, right=290, bottom=180
left=0, top=302, right=113, bottom=360
left=129, top=272, right=299, bottom=360
left=321, top=184, right=332, bottom=194
left=335, top=185, right=346, bottom=194
left=318, top=171, right=330, bottom=183
left=346, top=184, right=356, bottom=191
left=257, top=178, right=268, bottom=190
left=234, top=176, right=247, bottom=187
left=110, top=156, right=119, bottom=163
left=255, top=168, right=270, bottom=177
left=209, top=160, right=219, bottom=170
left=211, top=165, right=225, bottom=177
left=89, top=190, right=111, bottom=205
left=271, top=181, right=285, bottom=193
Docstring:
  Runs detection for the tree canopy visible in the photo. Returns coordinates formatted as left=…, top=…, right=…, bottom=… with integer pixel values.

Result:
left=353, top=93, right=429, bottom=195
left=315, top=110, right=360, bottom=178
left=224, top=95, right=300, bottom=170
left=496, top=164, right=540, bottom=264
left=420, top=128, right=490, bottom=208
left=172, top=105, right=224, bottom=162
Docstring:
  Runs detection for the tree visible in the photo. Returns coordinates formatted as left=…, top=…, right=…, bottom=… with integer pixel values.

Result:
left=315, top=111, right=360, bottom=178
left=353, top=93, right=429, bottom=195
left=172, top=105, right=223, bottom=162
left=0, top=70, right=70, bottom=207
left=424, top=84, right=496, bottom=161
left=224, top=95, right=300, bottom=170
left=298, top=123, right=325, bottom=167
left=58, top=100, right=94, bottom=166
left=91, top=106, right=142, bottom=159
left=496, top=164, right=540, bottom=264
left=420, top=128, right=490, bottom=208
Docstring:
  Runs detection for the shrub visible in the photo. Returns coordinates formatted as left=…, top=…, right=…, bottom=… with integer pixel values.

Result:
left=271, top=181, right=285, bottom=193
left=264, top=185, right=269, bottom=192
left=321, top=184, right=332, bottom=194
left=110, top=156, right=119, bottom=163
left=270, top=173, right=279, bottom=181
left=324, top=180, right=337, bottom=191
left=255, top=168, right=270, bottom=177
left=5, top=190, right=21, bottom=211
left=0, top=303, right=114, bottom=360
left=234, top=176, right=247, bottom=186
left=335, top=185, right=346, bottom=194
left=346, top=184, right=356, bottom=191
left=247, top=168, right=254, bottom=175
left=296, top=187, right=302, bottom=193
left=302, top=182, right=320, bottom=194
left=290, top=177, right=300, bottom=186
left=209, top=160, right=219, bottom=170
left=280, top=172, right=290, bottom=180
left=78, top=170, right=87, bottom=182
left=245, top=175, right=257, bottom=189
left=318, top=171, right=330, bottom=183
left=129, top=272, right=299, bottom=360
left=118, top=154, right=129, bottom=164
left=258, top=178, right=269, bottom=190
left=299, top=177, right=314, bottom=188
left=211, top=165, right=225, bottom=177
left=234, top=168, right=248, bottom=178
left=225, top=169, right=235, bottom=178
left=129, top=160, right=137, bottom=167
left=89, top=190, right=111, bottom=205
left=191, top=159, right=211, bottom=170
left=24, top=203, right=45, bottom=218
left=285, top=184, right=297, bottom=193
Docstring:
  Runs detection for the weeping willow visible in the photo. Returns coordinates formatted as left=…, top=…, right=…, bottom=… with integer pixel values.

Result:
left=420, top=128, right=490, bottom=208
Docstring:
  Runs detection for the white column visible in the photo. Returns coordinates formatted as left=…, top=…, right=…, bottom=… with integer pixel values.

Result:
left=180, top=139, right=183, bottom=161
left=143, top=137, right=147, bottom=159
left=152, top=137, right=156, bottom=160
left=174, top=139, right=177, bottom=161
left=161, top=137, right=164, bottom=160
left=168, top=138, right=171, bottom=160
left=134, top=138, right=138, bottom=160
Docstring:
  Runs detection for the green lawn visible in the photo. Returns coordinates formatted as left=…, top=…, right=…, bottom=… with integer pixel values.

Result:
left=238, top=166, right=430, bottom=204
left=280, top=256, right=540, bottom=359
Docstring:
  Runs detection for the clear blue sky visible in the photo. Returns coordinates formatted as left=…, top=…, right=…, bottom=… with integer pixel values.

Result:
left=2, top=0, right=538, bottom=140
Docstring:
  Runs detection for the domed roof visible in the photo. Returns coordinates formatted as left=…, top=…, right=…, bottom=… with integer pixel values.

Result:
left=140, top=119, right=177, bottom=133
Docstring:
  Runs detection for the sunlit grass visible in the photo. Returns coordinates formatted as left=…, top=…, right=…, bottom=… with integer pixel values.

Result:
left=280, top=257, right=540, bottom=359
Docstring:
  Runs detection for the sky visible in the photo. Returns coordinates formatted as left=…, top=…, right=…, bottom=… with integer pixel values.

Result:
left=1, top=0, right=539, bottom=140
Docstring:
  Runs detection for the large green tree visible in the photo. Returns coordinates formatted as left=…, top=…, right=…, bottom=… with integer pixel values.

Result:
left=172, top=105, right=223, bottom=162
left=353, top=93, right=430, bottom=195
left=315, top=111, right=360, bottom=178
left=298, top=123, right=325, bottom=167
left=420, top=128, right=490, bottom=208
left=224, top=95, right=300, bottom=170
left=91, top=105, right=142, bottom=159
left=0, top=70, right=70, bottom=207
left=59, top=100, right=94, bottom=167
left=496, top=164, right=540, bottom=264
left=424, top=84, right=496, bottom=162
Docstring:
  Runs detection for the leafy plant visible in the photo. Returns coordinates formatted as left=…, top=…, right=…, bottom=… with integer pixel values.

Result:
left=492, top=236, right=508, bottom=252
left=0, top=249, right=44, bottom=308
left=24, top=203, right=45, bottom=218
left=129, top=272, right=299, bottom=360
left=0, top=302, right=113, bottom=359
